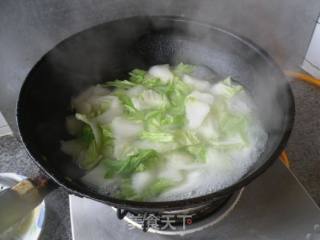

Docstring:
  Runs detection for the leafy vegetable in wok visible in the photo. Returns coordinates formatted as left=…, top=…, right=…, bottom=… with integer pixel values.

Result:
left=61, top=63, right=266, bottom=201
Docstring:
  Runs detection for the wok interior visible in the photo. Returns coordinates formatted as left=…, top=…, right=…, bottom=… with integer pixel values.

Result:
left=18, top=16, right=293, bottom=206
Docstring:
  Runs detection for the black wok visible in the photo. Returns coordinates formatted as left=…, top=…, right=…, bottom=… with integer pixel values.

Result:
left=3, top=16, right=295, bottom=223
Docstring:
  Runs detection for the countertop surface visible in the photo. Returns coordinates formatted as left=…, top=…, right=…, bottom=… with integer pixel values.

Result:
left=1, top=0, right=320, bottom=239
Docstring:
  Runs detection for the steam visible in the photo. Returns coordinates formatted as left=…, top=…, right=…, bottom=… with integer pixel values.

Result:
left=51, top=11, right=290, bottom=160
left=7, top=1, right=294, bottom=184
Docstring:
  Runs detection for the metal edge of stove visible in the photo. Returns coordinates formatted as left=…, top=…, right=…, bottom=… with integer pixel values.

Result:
left=119, top=188, right=244, bottom=236
left=69, top=195, right=76, bottom=240
left=69, top=160, right=320, bottom=240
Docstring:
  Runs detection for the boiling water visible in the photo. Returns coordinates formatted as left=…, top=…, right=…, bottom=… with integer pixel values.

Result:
left=79, top=67, right=268, bottom=201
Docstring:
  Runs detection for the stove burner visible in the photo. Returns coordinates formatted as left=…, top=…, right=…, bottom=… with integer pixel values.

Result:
left=114, top=188, right=244, bottom=235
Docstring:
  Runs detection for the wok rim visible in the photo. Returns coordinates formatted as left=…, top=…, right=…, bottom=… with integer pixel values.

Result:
left=16, top=15, right=295, bottom=211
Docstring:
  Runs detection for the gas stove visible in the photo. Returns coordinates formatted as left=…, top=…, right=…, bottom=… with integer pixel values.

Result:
left=69, top=160, right=320, bottom=240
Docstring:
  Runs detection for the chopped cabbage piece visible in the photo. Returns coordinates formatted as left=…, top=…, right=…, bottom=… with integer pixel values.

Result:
left=61, top=63, right=267, bottom=201
left=148, top=64, right=173, bottom=83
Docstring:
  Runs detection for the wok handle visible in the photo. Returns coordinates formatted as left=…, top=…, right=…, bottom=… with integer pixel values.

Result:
left=0, top=175, right=57, bottom=233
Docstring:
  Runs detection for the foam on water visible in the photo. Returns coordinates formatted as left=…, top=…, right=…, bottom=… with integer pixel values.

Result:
left=156, top=118, right=267, bottom=201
